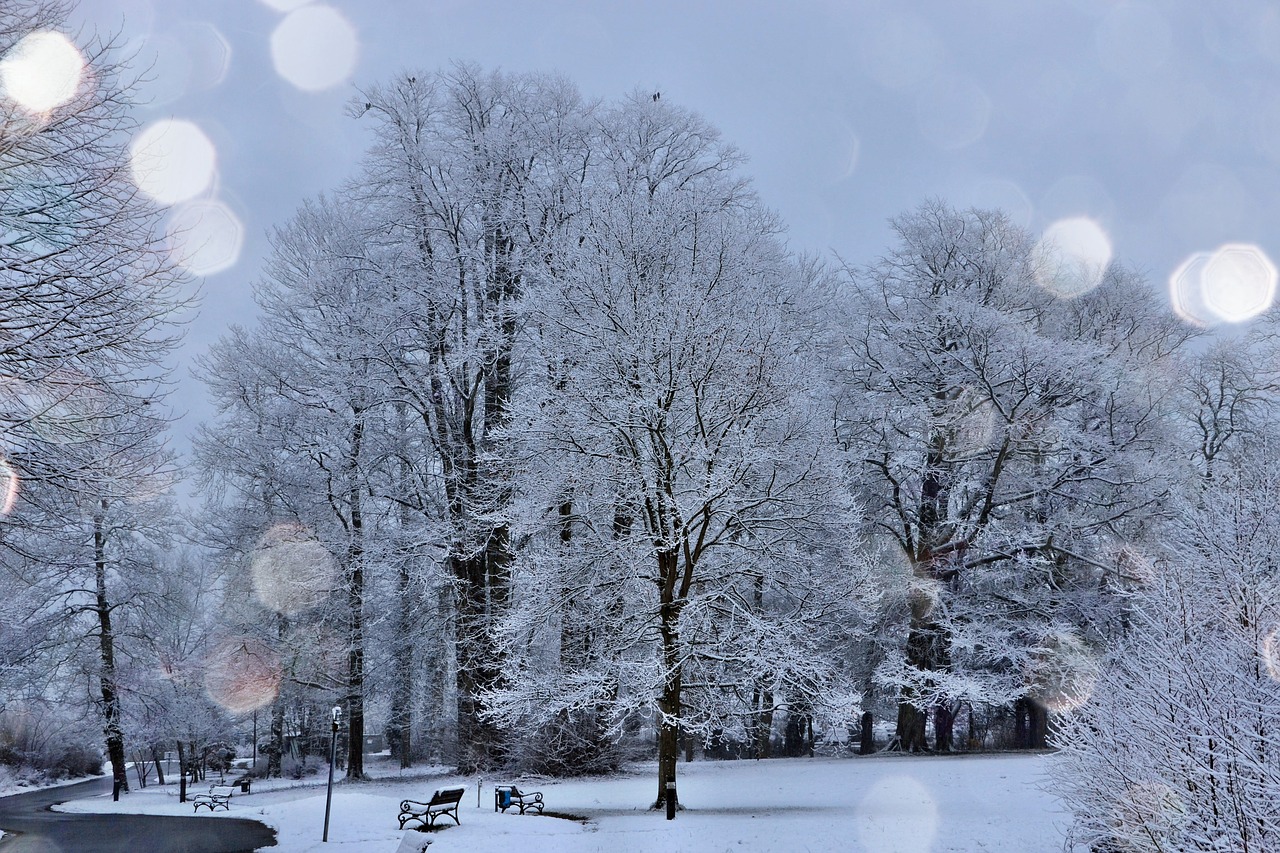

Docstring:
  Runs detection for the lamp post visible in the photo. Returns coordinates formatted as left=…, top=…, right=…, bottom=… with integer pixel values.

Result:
left=323, top=704, right=341, bottom=843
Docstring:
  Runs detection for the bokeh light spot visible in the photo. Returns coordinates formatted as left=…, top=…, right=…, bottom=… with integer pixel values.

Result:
left=862, top=14, right=943, bottom=91
left=270, top=5, right=359, bottom=92
left=1261, top=627, right=1280, bottom=682
left=0, top=458, right=18, bottom=515
left=184, top=22, right=232, bottom=90
left=250, top=522, right=339, bottom=615
left=0, top=31, right=84, bottom=113
left=915, top=74, right=991, bottom=150
left=1168, top=251, right=1215, bottom=327
left=166, top=200, right=243, bottom=276
left=1201, top=243, right=1276, bottom=323
left=1024, top=631, right=1099, bottom=714
left=856, top=776, right=938, bottom=853
left=204, top=637, right=282, bottom=715
left=1109, top=783, right=1187, bottom=850
left=1095, top=2, right=1173, bottom=77
left=261, top=0, right=315, bottom=11
left=130, top=119, right=217, bottom=205
left=1033, top=217, right=1112, bottom=297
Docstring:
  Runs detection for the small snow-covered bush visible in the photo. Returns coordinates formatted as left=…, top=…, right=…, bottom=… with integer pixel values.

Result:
left=1055, top=460, right=1280, bottom=852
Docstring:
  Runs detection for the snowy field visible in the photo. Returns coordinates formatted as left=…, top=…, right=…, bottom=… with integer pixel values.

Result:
left=55, top=753, right=1070, bottom=852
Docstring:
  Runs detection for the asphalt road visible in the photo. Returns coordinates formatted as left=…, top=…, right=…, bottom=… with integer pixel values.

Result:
left=0, top=776, right=277, bottom=853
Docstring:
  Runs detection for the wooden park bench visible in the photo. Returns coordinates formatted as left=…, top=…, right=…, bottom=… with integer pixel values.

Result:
left=495, top=784, right=544, bottom=815
left=192, top=784, right=238, bottom=812
left=398, top=786, right=465, bottom=830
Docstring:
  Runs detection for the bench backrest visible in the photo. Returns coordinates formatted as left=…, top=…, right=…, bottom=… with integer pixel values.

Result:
left=210, top=786, right=237, bottom=797
left=430, top=786, right=465, bottom=805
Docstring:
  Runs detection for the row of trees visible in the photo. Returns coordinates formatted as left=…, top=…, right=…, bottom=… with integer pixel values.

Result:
left=5, top=10, right=1278, bottom=840
left=192, top=63, right=1254, bottom=812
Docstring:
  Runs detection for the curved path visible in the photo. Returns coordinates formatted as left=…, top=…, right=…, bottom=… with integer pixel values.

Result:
left=0, top=775, right=276, bottom=852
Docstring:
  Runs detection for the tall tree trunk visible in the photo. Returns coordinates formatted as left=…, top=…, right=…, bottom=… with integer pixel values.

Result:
left=176, top=740, right=187, bottom=803
left=94, top=500, right=128, bottom=795
left=389, top=554, right=414, bottom=769
left=934, top=703, right=955, bottom=753
left=151, top=744, right=165, bottom=786
left=895, top=578, right=948, bottom=752
left=345, top=413, right=366, bottom=780
left=389, top=405, right=415, bottom=769
left=894, top=427, right=955, bottom=752
left=454, top=550, right=504, bottom=773
left=655, top=548, right=682, bottom=809
left=269, top=614, right=288, bottom=778
left=749, top=569, right=774, bottom=759
left=1027, top=700, right=1048, bottom=749
left=751, top=687, right=775, bottom=759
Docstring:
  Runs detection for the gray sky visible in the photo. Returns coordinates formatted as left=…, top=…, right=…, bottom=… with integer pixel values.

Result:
left=63, top=0, right=1280, bottom=472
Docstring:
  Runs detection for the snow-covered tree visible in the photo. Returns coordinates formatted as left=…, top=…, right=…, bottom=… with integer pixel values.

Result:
left=0, top=1, right=186, bottom=792
left=352, top=64, right=593, bottom=771
left=492, top=95, right=861, bottom=806
left=835, top=200, right=1190, bottom=751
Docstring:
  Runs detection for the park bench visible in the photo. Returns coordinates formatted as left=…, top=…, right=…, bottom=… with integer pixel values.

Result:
left=398, top=785, right=465, bottom=830
left=495, top=784, right=544, bottom=815
left=192, top=784, right=238, bottom=812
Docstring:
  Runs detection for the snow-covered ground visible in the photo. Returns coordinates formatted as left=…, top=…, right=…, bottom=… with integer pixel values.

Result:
left=55, top=753, right=1070, bottom=852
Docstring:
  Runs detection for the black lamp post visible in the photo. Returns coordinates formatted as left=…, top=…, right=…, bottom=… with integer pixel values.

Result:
left=323, top=704, right=341, bottom=842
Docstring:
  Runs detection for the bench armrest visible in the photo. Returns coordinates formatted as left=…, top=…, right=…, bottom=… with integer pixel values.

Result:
left=400, top=799, right=432, bottom=810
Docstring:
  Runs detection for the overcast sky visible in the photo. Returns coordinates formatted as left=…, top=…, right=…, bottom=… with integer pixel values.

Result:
left=62, top=0, right=1280, bottom=475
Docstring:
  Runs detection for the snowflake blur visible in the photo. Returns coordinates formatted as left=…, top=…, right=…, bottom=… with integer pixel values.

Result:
left=270, top=4, right=359, bottom=92
left=0, top=31, right=83, bottom=113
left=129, top=119, right=217, bottom=205
left=203, top=637, right=282, bottom=715
left=250, top=522, right=339, bottom=615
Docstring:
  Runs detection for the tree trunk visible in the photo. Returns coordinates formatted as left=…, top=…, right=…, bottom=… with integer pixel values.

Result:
left=1027, top=700, right=1048, bottom=749
left=388, top=554, right=414, bottom=769
left=750, top=570, right=773, bottom=760
left=345, top=412, right=366, bottom=780
left=894, top=559, right=952, bottom=751
left=751, top=687, right=774, bottom=759
left=654, top=548, right=682, bottom=809
left=894, top=427, right=956, bottom=752
left=859, top=711, right=874, bottom=755
left=934, top=703, right=955, bottom=753
left=389, top=408, right=415, bottom=770
left=269, top=699, right=284, bottom=778
left=454, top=549, right=505, bottom=773
left=151, top=745, right=165, bottom=786
left=176, top=740, right=187, bottom=803
left=94, top=500, right=128, bottom=795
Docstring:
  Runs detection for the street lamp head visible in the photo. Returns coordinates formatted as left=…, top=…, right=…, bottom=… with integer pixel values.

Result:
left=332, top=705, right=342, bottom=724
